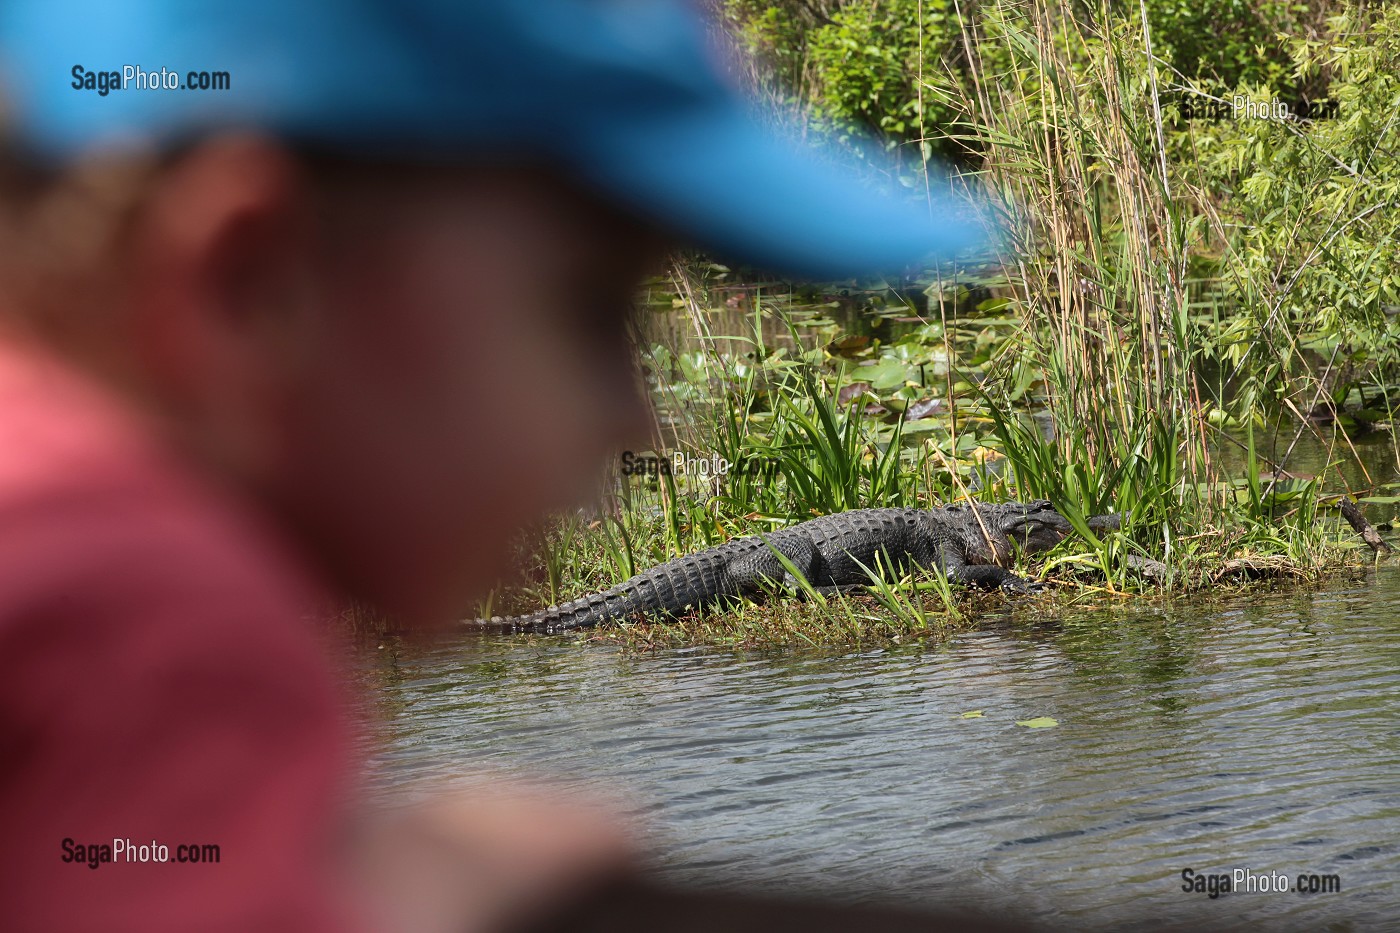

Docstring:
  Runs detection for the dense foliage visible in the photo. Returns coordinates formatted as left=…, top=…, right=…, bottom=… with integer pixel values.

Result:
left=481, top=1, right=1399, bottom=646
left=711, top=0, right=1400, bottom=437
left=717, top=0, right=1334, bottom=164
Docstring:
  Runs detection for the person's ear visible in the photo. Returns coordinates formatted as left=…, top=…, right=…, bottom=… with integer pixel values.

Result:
left=127, top=134, right=314, bottom=411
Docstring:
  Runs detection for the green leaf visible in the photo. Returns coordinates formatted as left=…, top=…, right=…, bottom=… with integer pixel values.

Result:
left=1015, top=717, right=1059, bottom=729
left=960, top=710, right=984, bottom=719
left=856, top=358, right=914, bottom=390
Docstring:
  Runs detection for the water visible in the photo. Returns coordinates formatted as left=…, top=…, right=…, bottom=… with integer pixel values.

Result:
left=362, top=567, right=1400, bottom=931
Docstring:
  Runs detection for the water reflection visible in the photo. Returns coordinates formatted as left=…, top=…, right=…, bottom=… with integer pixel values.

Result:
left=362, top=569, right=1400, bottom=932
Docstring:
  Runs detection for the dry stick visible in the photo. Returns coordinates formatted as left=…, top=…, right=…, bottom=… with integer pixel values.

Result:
left=1198, top=421, right=1388, bottom=558
left=1337, top=497, right=1392, bottom=556
left=670, top=259, right=718, bottom=404
left=934, top=449, right=997, bottom=561
left=916, top=0, right=931, bottom=220
left=1140, top=0, right=1170, bottom=199
left=1263, top=339, right=1346, bottom=501
left=1281, top=396, right=1373, bottom=488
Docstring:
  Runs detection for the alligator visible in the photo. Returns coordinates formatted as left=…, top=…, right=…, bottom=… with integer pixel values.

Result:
left=465, top=500, right=1120, bottom=635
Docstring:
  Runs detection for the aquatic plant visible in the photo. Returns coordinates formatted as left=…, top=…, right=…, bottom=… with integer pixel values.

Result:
left=461, top=0, right=1393, bottom=649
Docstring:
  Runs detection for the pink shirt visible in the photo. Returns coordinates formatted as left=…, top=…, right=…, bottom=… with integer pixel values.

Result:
left=0, top=341, right=354, bottom=932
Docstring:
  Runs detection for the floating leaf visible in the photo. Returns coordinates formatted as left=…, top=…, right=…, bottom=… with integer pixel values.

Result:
left=837, top=382, right=873, bottom=406
left=856, top=358, right=915, bottom=390
left=960, top=710, right=984, bottom=719
left=906, top=397, right=944, bottom=420
left=828, top=335, right=872, bottom=357
left=1016, top=717, right=1059, bottom=729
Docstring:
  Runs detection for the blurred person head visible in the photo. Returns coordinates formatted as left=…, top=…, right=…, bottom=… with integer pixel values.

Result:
left=0, top=0, right=997, bottom=626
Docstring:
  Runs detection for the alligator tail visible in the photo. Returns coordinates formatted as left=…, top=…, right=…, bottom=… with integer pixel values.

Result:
left=463, top=582, right=644, bottom=634
left=462, top=549, right=735, bottom=635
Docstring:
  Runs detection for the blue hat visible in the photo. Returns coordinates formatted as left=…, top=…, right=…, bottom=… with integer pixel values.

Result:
left=0, top=0, right=998, bottom=278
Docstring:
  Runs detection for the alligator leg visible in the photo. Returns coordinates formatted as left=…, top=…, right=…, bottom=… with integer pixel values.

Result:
left=732, top=535, right=824, bottom=599
left=1124, top=554, right=1169, bottom=583
left=940, top=551, right=1043, bottom=594
left=952, top=565, right=1041, bottom=593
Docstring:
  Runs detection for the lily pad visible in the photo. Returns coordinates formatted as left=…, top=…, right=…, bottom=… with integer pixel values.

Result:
left=960, top=710, right=984, bottom=719
left=1015, top=717, right=1059, bottom=729
left=856, top=358, right=915, bottom=391
left=828, top=335, right=872, bottom=358
left=906, top=397, right=944, bottom=420
left=837, top=381, right=874, bottom=406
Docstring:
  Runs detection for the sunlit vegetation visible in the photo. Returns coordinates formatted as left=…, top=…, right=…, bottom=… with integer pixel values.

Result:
left=468, top=1, right=1398, bottom=648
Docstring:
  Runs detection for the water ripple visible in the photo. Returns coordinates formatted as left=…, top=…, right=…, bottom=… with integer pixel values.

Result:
left=362, top=569, right=1400, bottom=931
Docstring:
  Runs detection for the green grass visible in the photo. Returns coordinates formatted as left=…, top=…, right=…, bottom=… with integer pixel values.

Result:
left=491, top=562, right=1355, bottom=653
left=466, top=288, right=1368, bottom=649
